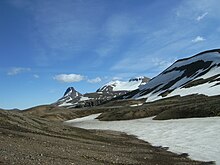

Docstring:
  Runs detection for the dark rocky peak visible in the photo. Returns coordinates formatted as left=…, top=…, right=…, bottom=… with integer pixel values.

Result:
left=63, top=87, right=82, bottom=98
left=129, top=76, right=150, bottom=83
left=129, top=76, right=144, bottom=82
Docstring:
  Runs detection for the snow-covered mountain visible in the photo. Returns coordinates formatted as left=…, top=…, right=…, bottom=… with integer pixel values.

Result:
left=129, top=49, right=220, bottom=102
left=55, top=76, right=149, bottom=108
left=97, top=76, right=149, bottom=92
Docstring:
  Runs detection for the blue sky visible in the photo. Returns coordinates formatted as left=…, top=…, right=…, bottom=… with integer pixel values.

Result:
left=1, top=0, right=220, bottom=109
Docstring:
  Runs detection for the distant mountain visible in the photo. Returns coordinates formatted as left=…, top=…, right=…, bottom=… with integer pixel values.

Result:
left=55, top=76, right=149, bottom=108
left=124, top=49, right=220, bottom=102
left=0, top=108, right=20, bottom=111
left=97, top=76, right=149, bottom=92
left=55, top=87, right=83, bottom=107
left=63, top=87, right=82, bottom=98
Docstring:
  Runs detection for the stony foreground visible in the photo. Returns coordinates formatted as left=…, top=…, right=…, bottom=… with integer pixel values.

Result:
left=0, top=110, right=214, bottom=165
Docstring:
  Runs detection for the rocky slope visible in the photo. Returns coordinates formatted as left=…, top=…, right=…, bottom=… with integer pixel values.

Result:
left=97, top=94, right=220, bottom=121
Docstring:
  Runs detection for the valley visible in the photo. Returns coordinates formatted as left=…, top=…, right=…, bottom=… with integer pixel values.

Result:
left=1, top=49, right=220, bottom=165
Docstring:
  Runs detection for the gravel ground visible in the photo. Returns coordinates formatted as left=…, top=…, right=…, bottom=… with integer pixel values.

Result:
left=0, top=110, right=214, bottom=165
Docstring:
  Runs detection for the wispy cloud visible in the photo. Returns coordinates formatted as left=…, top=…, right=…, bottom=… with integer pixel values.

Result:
left=87, top=77, right=102, bottom=83
left=152, top=58, right=174, bottom=69
left=53, top=74, right=85, bottom=83
left=174, top=0, right=216, bottom=21
left=110, top=0, right=220, bottom=77
left=95, top=45, right=115, bottom=57
left=7, top=67, right=31, bottom=76
left=111, top=55, right=176, bottom=76
left=7, top=0, right=220, bottom=76
left=33, top=74, right=39, bottom=78
left=196, top=12, right=208, bottom=21
left=192, top=36, right=205, bottom=43
left=111, top=0, right=217, bottom=74
left=8, top=0, right=104, bottom=65
left=110, top=31, right=190, bottom=76
left=104, top=14, right=146, bottom=39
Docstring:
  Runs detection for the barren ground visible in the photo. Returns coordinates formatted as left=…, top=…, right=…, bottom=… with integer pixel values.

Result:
left=0, top=110, right=214, bottom=165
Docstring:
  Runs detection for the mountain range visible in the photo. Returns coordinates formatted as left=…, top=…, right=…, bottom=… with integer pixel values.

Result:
left=2, top=49, right=219, bottom=165
left=55, top=76, right=150, bottom=108
left=55, top=49, right=220, bottom=108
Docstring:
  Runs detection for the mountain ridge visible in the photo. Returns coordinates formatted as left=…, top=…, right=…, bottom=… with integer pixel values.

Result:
left=55, top=76, right=149, bottom=108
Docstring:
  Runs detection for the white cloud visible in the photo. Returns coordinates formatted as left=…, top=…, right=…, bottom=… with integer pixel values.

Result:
left=7, top=67, right=31, bottom=76
left=87, top=77, right=102, bottom=83
left=53, top=74, right=85, bottom=83
left=33, top=74, right=39, bottom=78
left=192, top=36, right=205, bottom=43
left=196, top=12, right=208, bottom=21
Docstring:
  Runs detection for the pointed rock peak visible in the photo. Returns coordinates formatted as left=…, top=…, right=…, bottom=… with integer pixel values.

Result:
left=63, top=87, right=74, bottom=96
left=63, top=87, right=82, bottom=97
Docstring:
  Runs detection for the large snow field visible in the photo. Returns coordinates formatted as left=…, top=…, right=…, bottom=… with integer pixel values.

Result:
left=65, top=114, right=220, bottom=164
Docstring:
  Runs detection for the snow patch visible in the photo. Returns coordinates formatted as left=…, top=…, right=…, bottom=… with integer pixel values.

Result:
left=58, top=102, right=73, bottom=107
left=79, top=96, right=90, bottom=101
left=58, top=97, right=73, bottom=106
left=168, top=82, right=220, bottom=97
left=66, top=114, right=220, bottom=164
left=130, top=103, right=143, bottom=107
left=99, top=77, right=148, bottom=92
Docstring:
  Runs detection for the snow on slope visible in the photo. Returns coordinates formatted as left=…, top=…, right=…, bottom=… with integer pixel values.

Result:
left=101, top=80, right=141, bottom=91
left=97, top=76, right=149, bottom=92
left=65, top=114, right=220, bottom=164
left=133, top=49, right=220, bottom=102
